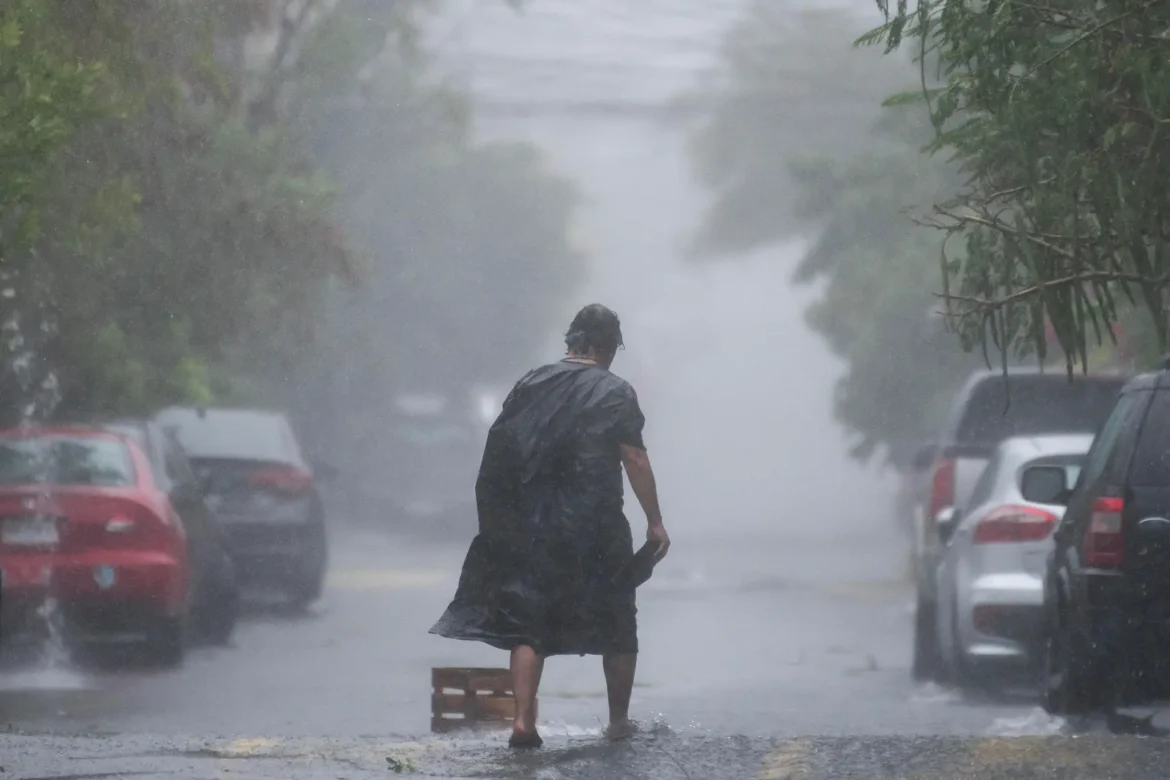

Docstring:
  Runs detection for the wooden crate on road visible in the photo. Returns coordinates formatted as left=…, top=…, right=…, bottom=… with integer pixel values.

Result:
left=431, top=667, right=532, bottom=733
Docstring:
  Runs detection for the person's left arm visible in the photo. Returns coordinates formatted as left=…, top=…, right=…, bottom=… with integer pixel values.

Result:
left=614, top=385, right=669, bottom=559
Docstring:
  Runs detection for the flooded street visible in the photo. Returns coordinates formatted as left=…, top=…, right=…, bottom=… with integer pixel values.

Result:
left=7, top=523, right=1170, bottom=778
left=0, top=525, right=1036, bottom=744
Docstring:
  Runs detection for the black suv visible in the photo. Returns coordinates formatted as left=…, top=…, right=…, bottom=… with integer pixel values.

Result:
left=1041, top=365, right=1170, bottom=713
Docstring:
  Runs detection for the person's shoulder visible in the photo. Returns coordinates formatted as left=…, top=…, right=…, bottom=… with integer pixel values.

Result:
left=503, top=366, right=544, bottom=404
left=599, top=369, right=638, bottom=399
left=508, top=362, right=571, bottom=395
left=608, top=371, right=635, bottom=390
left=516, top=361, right=563, bottom=383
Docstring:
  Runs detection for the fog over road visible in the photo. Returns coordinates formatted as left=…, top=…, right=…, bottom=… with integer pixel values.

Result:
left=427, top=0, right=894, bottom=543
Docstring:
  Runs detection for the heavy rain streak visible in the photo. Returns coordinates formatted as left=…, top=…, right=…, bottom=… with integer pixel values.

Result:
left=3, top=1, right=1170, bottom=778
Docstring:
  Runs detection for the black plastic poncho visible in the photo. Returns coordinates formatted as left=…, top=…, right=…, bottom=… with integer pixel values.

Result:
left=429, top=359, right=646, bottom=657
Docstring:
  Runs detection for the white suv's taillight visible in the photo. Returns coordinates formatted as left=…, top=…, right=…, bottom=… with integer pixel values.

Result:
left=1084, top=496, right=1124, bottom=568
left=972, top=505, right=1057, bottom=544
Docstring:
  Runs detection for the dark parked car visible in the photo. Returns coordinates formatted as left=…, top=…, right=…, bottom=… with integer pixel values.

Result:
left=909, top=368, right=1128, bottom=681
left=155, top=407, right=329, bottom=607
left=102, top=418, right=240, bottom=648
left=1041, top=365, right=1170, bottom=714
left=350, top=391, right=483, bottom=534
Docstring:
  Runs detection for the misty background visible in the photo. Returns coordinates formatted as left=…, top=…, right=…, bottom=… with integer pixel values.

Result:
left=412, top=0, right=895, bottom=543
left=3, top=0, right=935, bottom=548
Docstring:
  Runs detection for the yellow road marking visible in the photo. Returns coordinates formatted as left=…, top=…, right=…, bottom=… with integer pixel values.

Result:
left=326, top=567, right=450, bottom=591
left=219, top=737, right=281, bottom=757
left=756, top=739, right=813, bottom=780
left=197, top=734, right=1170, bottom=779
left=205, top=736, right=457, bottom=768
left=965, top=736, right=1128, bottom=773
left=894, top=737, right=1141, bottom=779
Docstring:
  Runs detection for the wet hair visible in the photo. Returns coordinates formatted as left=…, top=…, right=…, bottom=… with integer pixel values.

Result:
left=564, top=303, right=624, bottom=355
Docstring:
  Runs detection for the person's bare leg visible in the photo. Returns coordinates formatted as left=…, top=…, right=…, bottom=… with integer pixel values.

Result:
left=510, top=645, right=544, bottom=747
left=603, top=652, right=637, bottom=737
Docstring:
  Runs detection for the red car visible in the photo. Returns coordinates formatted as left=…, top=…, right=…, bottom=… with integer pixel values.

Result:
left=0, top=427, right=190, bottom=664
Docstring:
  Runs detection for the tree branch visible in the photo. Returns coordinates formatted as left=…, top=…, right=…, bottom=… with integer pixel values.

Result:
left=980, top=176, right=1057, bottom=204
left=248, top=0, right=319, bottom=130
left=1009, top=0, right=1170, bottom=102
left=920, top=206, right=1080, bottom=258
left=937, top=271, right=1169, bottom=316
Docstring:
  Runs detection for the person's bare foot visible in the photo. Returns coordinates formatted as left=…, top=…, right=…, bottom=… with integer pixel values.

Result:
left=508, top=725, right=543, bottom=749
left=603, top=719, right=640, bottom=741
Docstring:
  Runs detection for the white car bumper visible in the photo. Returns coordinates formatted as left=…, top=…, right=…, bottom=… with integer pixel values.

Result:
left=960, top=572, right=1043, bottom=661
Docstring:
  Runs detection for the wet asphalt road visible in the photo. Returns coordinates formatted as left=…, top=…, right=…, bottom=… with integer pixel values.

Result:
left=3, top=523, right=1170, bottom=778
left=8, top=730, right=1170, bottom=779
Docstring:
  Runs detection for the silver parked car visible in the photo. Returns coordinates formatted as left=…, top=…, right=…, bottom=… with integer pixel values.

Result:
left=934, top=433, right=1092, bottom=689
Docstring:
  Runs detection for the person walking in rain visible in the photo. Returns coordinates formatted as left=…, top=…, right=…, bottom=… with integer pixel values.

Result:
left=430, top=304, right=670, bottom=748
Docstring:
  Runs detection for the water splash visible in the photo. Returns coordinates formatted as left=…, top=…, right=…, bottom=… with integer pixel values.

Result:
left=534, top=720, right=604, bottom=739
left=1, top=275, right=68, bottom=671
left=987, top=707, right=1067, bottom=736
left=34, top=597, right=72, bottom=669
left=909, top=682, right=961, bottom=705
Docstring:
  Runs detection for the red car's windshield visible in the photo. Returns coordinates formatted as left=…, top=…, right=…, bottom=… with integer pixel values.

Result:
left=0, top=435, right=136, bottom=488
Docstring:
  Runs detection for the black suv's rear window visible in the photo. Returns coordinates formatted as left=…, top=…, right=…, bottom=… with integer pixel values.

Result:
left=1130, top=391, right=1170, bottom=485
left=953, top=375, right=1125, bottom=446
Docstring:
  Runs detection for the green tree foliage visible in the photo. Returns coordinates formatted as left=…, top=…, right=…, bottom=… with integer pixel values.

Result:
left=791, top=109, right=981, bottom=458
left=1, top=0, right=584, bottom=438
left=0, top=0, right=102, bottom=264
left=685, top=5, right=918, bottom=256
left=867, top=0, right=1170, bottom=373
left=685, top=2, right=980, bottom=459
left=1, top=1, right=350, bottom=422
left=0, top=1, right=105, bottom=417
left=205, top=0, right=581, bottom=405
left=283, top=1, right=584, bottom=479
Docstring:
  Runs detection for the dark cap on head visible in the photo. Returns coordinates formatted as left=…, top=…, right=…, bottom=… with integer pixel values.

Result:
left=565, top=303, right=623, bottom=355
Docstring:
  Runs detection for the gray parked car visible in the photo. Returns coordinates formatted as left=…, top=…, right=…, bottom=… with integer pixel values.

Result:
left=155, top=407, right=331, bottom=607
left=934, top=433, right=1091, bottom=689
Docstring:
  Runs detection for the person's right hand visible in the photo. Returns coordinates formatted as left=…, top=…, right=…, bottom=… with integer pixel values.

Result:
left=647, top=522, right=670, bottom=560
